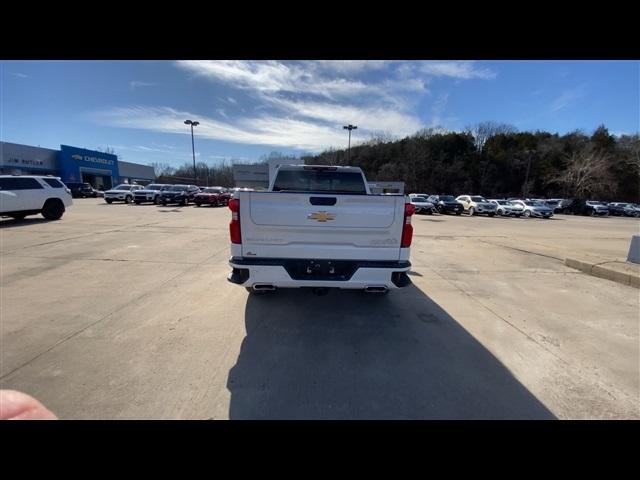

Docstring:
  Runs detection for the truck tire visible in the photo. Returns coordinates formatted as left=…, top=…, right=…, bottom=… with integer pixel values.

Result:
left=106, top=199, right=113, bottom=204
left=468, top=207, right=475, bottom=216
left=41, top=199, right=65, bottom=220
left=524, top=210, right=531, bottom=218
left=125, top=195, right=132, bottom=204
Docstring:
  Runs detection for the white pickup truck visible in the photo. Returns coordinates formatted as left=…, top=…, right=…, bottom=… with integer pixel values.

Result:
left=227, top=165, right=415, bottom=295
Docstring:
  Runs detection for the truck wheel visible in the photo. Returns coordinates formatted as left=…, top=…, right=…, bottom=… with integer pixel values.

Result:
left=468, top=207, right=475, bottom=216
left=41, top=199, right=65, bottom=220
left=106, top=199, right=113, bottom=204
left=524, top=210, right=531, bottom=218
left=125, top=195, right=132, bottom=204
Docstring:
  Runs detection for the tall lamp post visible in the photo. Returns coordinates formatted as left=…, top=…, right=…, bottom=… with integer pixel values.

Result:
left=184, top=119, right=199, bottom=185
left=343, top=124, right=357, bottom=163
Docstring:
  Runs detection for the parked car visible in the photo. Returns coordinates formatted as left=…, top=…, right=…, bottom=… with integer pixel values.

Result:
left=607, top=202, right=637, bottom=216
left=194, top=186, right=231, bottom=207
left=159, top=185, right=201, bottom=206
left=0, top=175, right=72, bottom=220
left=230, top=187, right=254, bottom=198
left=623, top=204, right=640, bottom=217
left=104, top=184, right=144, bottom=204
left=456, top=195, right=497, bottom=217
left=426, top=195, right=463, bottom=215
left=133, top=184, right=171, bottom=204
left=65, top=182, right=99, bottom=198
left=409, top=193, right=430, bottom=200
left=409, top=195, right=435, bottom=215
left=585, top=201, right=610, bottom=216
left=488, top=199, right=523, bottom=217
left=510, top=200, right=554, bottom=218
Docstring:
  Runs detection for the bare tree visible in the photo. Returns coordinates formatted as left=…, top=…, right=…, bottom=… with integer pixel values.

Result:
left=149, top=162, right=174, bottom=177
left=549, top=149, right=614, bottom=198
left=465, top=121, right=517, bottom=153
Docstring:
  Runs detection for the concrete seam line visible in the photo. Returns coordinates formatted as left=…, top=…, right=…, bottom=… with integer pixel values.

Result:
left=426, top=267, right=639, bottom=403
left=0, top=249, right=224, bottom=381
left=477, top=239, right=564, bottom=262
left=426, top=267, right=570, bottom=366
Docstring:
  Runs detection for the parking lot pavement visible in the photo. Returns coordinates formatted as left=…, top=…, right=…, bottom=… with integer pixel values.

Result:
left=1, top=200, right=638, bottom=419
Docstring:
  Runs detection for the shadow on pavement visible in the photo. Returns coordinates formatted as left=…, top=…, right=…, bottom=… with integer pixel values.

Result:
left=0, top=217, right=52, bottom=228
left=227, top=285, right=556, bottom=419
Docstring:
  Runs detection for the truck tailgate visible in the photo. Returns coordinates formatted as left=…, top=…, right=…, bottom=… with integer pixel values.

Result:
left=239, top=192, right=405, bottom=261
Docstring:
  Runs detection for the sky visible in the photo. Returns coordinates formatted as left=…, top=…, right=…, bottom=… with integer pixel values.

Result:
left=1, top=60, right=638, bottom=168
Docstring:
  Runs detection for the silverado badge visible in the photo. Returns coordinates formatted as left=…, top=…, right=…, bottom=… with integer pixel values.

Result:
left=308, top=211, right=335, bottom=222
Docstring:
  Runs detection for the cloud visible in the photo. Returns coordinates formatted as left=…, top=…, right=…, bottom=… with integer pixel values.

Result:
left=310, top=60, right=389, bottom=74
left=10, top=72, right=29, bottom=78
left=89, top=106, right=358, bottom=152
left=550, top=85, right=587, bottom=112
left=129, top=80, right=159, bottom=90
left=420, top=61, right=496, bottom=80
left=175, top=60, right=414, bottom=102
left=94, top=61, right=495, bottom=154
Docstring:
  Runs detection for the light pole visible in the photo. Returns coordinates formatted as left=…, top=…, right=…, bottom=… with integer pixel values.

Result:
left=343, top=124, right=357, bottom=163
left=184, top=119, right=199, bottom=185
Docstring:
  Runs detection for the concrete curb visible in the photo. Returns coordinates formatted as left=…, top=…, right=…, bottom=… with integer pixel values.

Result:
left=565, top=258, right=640, bottom=288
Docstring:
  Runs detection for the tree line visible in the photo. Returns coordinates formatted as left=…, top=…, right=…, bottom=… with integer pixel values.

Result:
left=145, top=124, right=639, bottom=202
left=302, top=124, right=639, bottom=202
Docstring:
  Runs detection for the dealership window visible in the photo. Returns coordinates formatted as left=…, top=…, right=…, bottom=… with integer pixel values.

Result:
left=0, top=177, right=44, bottom=190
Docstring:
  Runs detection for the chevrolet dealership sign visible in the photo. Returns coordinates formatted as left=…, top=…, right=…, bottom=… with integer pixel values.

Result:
left=71, top=153, right=115, bottom=166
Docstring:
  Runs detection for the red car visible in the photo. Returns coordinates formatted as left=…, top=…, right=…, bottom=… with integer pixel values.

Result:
left=194, top=187, right=231, bottom=207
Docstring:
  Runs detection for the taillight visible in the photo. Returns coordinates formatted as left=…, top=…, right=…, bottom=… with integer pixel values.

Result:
left=229, top=198, right=241, bottom=244
left=401, top=203, right=415, bottom=248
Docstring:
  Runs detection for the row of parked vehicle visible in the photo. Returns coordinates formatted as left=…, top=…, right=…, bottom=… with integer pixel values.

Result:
left=408, top=194, right=640, bottom=219
left=100, top=183, right=239, bottom=207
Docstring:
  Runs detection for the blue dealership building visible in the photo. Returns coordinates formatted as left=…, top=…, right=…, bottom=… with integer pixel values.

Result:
left=0, top=141, right=155, bottom=189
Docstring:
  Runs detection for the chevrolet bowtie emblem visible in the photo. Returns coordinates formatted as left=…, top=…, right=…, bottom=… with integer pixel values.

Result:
left=308, top=211, right=335, bottom=222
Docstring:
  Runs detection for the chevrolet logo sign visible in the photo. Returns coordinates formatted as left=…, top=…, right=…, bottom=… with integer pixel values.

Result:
left=71, top=154, right=83, bottom=161
left=308, top=211, right=335, bottom=222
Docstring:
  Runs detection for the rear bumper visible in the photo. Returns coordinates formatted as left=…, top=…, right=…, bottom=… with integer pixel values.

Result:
left=228, top=257, right=412, bottom=289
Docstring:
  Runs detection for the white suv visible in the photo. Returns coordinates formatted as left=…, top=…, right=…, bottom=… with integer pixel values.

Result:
left=456, top=195, right=497, bottom=217
left=104, top=184, right=144, bottom=204
left=0, top=175, right=73, bottom=220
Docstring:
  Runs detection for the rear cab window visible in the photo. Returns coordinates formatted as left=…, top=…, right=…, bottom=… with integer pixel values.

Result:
left=272, top=169, right=366, bottom=194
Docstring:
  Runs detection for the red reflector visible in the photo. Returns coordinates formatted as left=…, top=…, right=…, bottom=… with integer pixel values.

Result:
left=405, top=203, right=416, bottom=216
left=401, top=203, right=414, bottom=248
left=229, top=198, right=241, bottom=244
left=230, top=220, right=241, bottom=244
left=401, top=224, right=413, bottom=248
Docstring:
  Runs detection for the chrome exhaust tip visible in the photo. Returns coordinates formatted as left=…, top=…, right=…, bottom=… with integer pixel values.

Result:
left=364, top=286, right=388, bottom=293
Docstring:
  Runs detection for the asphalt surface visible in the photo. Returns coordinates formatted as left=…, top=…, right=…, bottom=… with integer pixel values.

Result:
left=1, top=199, right=638, bottom=419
